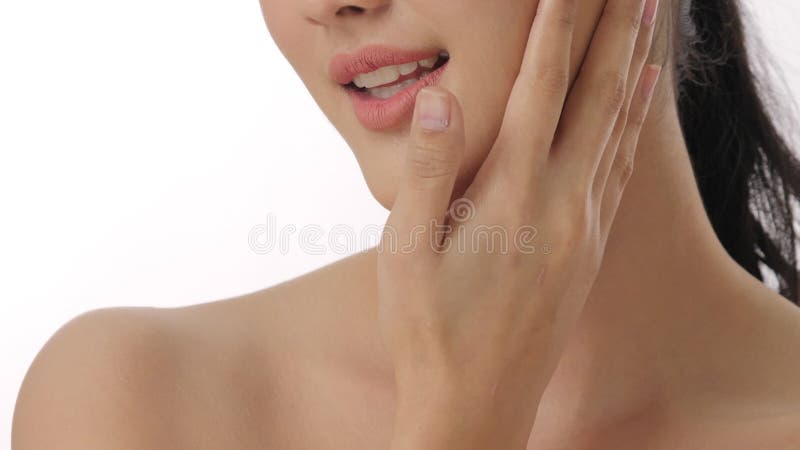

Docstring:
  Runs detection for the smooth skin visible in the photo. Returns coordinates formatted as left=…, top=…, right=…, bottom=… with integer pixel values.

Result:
left=12, top=0, right=800, bottom=448
left=382, top=0, right=663, bottom=447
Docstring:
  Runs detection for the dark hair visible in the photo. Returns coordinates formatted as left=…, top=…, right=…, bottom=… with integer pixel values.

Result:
left=670, top=0, right=800, bottom=304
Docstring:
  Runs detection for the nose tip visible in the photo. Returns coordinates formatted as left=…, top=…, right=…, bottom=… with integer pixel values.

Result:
left=305, top=0, right=391, bottom=26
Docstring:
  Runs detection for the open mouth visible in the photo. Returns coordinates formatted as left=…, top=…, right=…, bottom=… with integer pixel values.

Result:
left=344, top=51, right=450, bottom=99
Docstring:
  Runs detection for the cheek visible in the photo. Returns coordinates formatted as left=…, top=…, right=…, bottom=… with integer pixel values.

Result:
left=259, top=0, right=340, bottom=120
left=443, top=0, right=604, bottom=198
left=360, top=1, right=545, bottom=208
left=259, top=0, right=292, bottom=48
left=444, top=3, right=540, bottom=191
left=259, top=0, right=565, bottom=209
left=259, top=0, right=313, bottom=75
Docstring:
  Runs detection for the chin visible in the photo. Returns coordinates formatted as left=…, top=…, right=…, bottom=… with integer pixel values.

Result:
left=358, top=153, right=404, bottom=210
left=359, top=151, right=481, bottom=212
left=318, top=50, right=512, bottom=213
left=345, top=107, right=501, bottom=211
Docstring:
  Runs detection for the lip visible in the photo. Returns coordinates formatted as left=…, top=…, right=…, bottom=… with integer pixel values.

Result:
left=329, top=45, right=450, bottom=131
left=346, top=62, right=449, bottom=131
left=328, top=45, right=442, bottom=86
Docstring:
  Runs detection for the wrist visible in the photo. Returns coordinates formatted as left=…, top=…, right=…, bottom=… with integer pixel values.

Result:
left=391, top=371, right=543, bottom=450
left=390, top=394, right=536, bottom=450
left=393, top=362, right=548, bottom=411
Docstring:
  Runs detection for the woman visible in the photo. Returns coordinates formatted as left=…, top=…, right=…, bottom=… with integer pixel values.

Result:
left=12, top=0, right=800, bottom=448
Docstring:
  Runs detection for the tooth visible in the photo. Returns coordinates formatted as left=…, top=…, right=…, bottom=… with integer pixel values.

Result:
left=352, top=55, right=444, bottom=89
left=419, top=56, right=438, bottom=69
left=353, top=75, right=367, bottom=89
left=354, top=65, right=402, bottom=89
left=369, top=78, right=418, bottom=100
left=370, top=85, right=394, bottom=100
left=398, top=62, right=418, bottom=76
left=354, top=72, right=370, bottom=89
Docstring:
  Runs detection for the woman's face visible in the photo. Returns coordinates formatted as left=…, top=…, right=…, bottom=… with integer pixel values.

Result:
left=259, top=0, right=605, bottom=208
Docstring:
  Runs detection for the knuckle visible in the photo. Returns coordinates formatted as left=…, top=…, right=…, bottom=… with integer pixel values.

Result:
left=633, top=40, right=650, bottom=63
left=628, top=98, right=652, bottom=128
left=629, top=107, right=647, bottom=129
left=615, top=108, right=630, bottom=132
left=629, top=12, right=643, bottom=34
left=530, top=66, right=570, bottom=97
left=542, top=5, right=577, bottom=30
left=559, top=189, right=592, bottom=238
left=407, top=141, right=459, bottom=181
left=607, top=1, right=642, bottom=34
left=597, top=70, right=627, bottom=114
left=617, top=154, right=636, bottom=187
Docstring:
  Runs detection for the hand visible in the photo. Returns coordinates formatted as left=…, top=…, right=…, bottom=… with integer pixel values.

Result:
left=378, top=0, right=661, bottom=445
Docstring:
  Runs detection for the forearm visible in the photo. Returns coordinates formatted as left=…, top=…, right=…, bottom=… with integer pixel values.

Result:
left=389, top=374, right=542, bottom=450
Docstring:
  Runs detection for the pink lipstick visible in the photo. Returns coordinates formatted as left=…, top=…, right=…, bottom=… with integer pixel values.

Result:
left=329, top=45, right=450, bottom=131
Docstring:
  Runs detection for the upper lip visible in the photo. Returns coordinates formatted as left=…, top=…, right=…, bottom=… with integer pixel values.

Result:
left=328, top=44, right=443, bottom=86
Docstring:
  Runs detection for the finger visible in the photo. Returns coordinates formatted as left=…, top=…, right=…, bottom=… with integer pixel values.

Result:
left=593, top=0, right=658, bottom=199
left=479, top=0, right=577, bottom=184
left=387, top=87, right=465, bottom=256
left=550, top=0, right=648, bottom=182
left=599, top=64, right=661, bottom=239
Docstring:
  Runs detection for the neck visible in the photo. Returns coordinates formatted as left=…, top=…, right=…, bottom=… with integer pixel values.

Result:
left=346, top=72, right=794, bottom=440
left=531, top=78, right=780, bottom=436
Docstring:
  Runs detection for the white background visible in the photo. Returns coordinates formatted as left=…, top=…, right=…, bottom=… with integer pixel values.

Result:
left=1, top=0, right=799, bottom=444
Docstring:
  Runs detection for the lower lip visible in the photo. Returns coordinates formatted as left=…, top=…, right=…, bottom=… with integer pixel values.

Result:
left=346, top=62, right=449, bottom=131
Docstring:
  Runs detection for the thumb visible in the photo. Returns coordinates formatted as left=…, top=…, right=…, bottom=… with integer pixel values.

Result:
left=388, top=86, right=465, bottom=255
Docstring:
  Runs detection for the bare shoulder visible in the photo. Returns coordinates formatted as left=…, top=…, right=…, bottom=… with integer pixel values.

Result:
left=12, top=250, right=379, bottom=450
left=739, top=293, right=800, bottom=445
left=769, top=414, right=800, bottom=448
left=711, top=291, right=800, bottom=448
left=710, top=411, right=800, bottom=450
left=12, top=307, right=186, bottom=449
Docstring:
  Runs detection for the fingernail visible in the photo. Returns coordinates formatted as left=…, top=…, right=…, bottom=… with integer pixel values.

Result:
left=416, top=88, right=451, bottom=131
left=641, top=64, right=662, bottom=101
left=642, top=0, right=658, bottom=27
